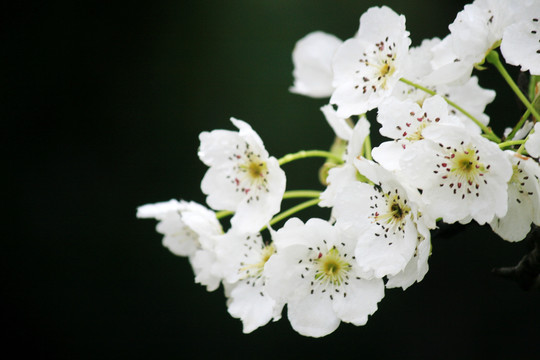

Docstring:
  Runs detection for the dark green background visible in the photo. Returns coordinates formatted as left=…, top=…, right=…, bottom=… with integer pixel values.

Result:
left=4, top=1, right=539, bottom=358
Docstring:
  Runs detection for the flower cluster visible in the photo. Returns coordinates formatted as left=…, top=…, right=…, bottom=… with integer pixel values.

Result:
left=138, top=2, right=540, bottom=337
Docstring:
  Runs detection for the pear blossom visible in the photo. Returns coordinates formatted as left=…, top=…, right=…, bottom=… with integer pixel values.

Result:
left=400, top=124, right=513, bottom=224
left=290, top=31, right=343, bottom=98
left=330, top=6, right=411, bottom=117
left=331, top=158, right=432, bottom=278
left=430, top=0, right=521, bottom=82
left=490, top=152, right=540, bottom=242
left=215, top=230, right=282, bottom=333
left=526, top=123, right=540, bottom=158
left=265, top=218, right=384, bottom=337
left=136, top=199, right=222, bottom=257
left=500, top=1, right=540, bottom=75
left=376, top=96, right=456, bottom=142
left=198, top=118, right=286, bottom=233
left=137, top=1, right=540, bottom=337
left=372, top=95, right=462, bottom=171
left=137, top=199, right=224, bottom=291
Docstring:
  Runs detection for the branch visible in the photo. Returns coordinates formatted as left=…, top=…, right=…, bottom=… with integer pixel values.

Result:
left=492, top=226, right=540, bottom=291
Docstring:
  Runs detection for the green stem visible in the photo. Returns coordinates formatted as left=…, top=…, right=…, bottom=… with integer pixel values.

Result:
left=262, top=198, right=321, bottom=230
left=216, top=210, right=233, bottom=220
left=486, top=50, right=540, bottom=122
left=283, top=190, right=321, bottom=199
left=364, top=135, right=372, bottom=160
left=278, top=150, right=343, bottom=166
left=506, top=108, right=531, bottom=141
left=399, top=77, right=501, bottom=142
left=528, top=75, right=539, bottom=103
left=216, top=191, right=320, bottom=220
left=498, top=140, right=526, bottom=149
left=508, top=79, right=540, bottom=140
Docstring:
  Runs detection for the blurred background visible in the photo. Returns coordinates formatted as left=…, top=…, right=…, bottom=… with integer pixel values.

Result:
left=4, top=0, right=539, bottom=358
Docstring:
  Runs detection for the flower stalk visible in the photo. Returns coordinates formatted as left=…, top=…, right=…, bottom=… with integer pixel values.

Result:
left=486, top=50, right=540, bottom=122
left=278, top=150, right=344, bottom=166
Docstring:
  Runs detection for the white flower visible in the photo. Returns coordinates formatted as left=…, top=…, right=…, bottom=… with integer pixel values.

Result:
left=290, top=31, right=343, bottom=98
left=400, top=124, right=513, bottom=225
left=137, top=199, right=224, bottom=291
left=265, top=218, right=384, bottom=338
left=372, top=95, right=462, bottom=171
left=526, top=122, right=540, bottom=158
left=330, top=6, right=411, bottom=117
left=136, top=199, right=221, bottom=257
left=452, top=0, right=516, bottom=59
left=500, top=1, right=540, bottom=75
left=430, top=0, right=521, bottom=82
left=198, top=118, right=286, bottom=233
left=214, top=230, right=282, bottom=333
left=490, top=152, right=540, bottom=242
left=332, top=158, right=432, bottom=278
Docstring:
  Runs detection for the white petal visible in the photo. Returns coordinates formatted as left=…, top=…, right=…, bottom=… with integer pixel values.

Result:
left=290, top=31, right=342, bottom=98
left=136, top=199, right=183, bottom=219
left=287, top=295, right=340, bottom=338
left=501, top=7, right=540, bottom=75
left=332, top=276, right=384, bottom=326
left=226, top=281, right=279, bottom=333
left=490, top=152, right=540, bottom=241
left=321, top=104, right=353, bottom=141
left=190, top=249, right=222, bottom=292
left=346, top=116, right=371, bottom=163
left=319, top=164, right=358, bottom=208
left=372, top=141, right=404, bottom=171
left=526, top=123, right=540, bottom=158
left=386, top=236, right=431, bottom=290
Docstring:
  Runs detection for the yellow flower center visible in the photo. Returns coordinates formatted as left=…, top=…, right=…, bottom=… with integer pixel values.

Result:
left=380, top=63, right=391, bottom=76
left=450, top=148, right=486, bottom=183
left=239, top=242, right=275, bottom=279
left=315, top=247, right=351, bottom=286
left=375, top=194, right=410, bottom=226
left=405, top=122, right=428, bottom=142
left=238, top=152, right=268, bottom=188
left=248, top=161, right=266, bottom=179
